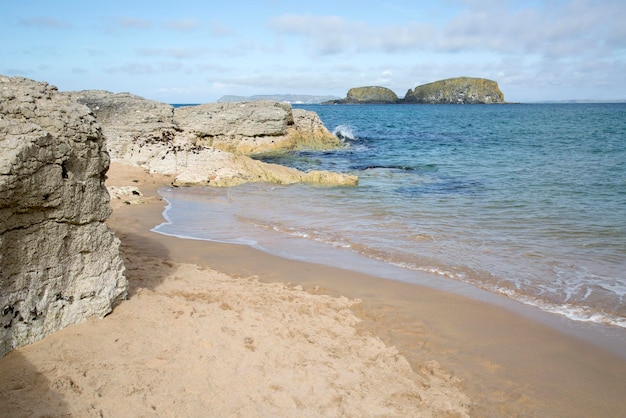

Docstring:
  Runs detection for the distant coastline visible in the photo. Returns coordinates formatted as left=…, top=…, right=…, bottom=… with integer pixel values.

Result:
left=531, top=99, right=626, bottom=104
left=217, top=94, right=341, bottom=104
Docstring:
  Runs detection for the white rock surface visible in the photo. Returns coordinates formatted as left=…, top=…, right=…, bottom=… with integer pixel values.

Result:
left=173, top=101, right=342, bottom=154
left=0, top=76, right=127, bottom=357
left=67, top=91, right=356, bottom=186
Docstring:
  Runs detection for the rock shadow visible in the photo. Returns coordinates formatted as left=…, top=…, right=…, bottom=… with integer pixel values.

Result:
left=0, top=351, right=70, bottom=417
left=114, top=231, right=175, bottom=298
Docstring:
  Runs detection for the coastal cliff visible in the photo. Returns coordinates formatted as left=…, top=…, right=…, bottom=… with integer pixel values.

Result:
left=68, top=91, right=356, bottom=186
left=404, top=77, right=505, bottom=104
left=0, top=76, right=127, bottom=356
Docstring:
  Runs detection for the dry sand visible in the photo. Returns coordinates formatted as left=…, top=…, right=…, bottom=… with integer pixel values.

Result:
left=1, top=162, right=626, bottom=417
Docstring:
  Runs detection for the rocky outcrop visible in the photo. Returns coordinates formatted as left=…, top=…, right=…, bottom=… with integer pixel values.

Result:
left=325, top=86, right=400, bottom=104
left=67, top=91, right=356, bottom=186
left=116, top=142, right=357, bottom=187
left=404, top=77, right=504, bottom=104
left=291, top=108, right=345, bottom=149
left=66, top=91, right=178, bottom=161
left=174, top=101, right=342, bottom=154
left=0, top=76, right=127, bottom=357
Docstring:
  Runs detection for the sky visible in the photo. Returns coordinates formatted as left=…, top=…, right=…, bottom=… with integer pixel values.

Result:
left=2, top=0, right=625, bottom=103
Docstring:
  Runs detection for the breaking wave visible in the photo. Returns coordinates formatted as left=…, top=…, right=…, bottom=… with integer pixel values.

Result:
left=333, top=124, right=356, bottom=141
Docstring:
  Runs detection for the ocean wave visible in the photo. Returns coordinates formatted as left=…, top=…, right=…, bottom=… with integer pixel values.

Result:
left=332, top=124, right=357, bottom=141
left=491, top=286, right=626, bottom=329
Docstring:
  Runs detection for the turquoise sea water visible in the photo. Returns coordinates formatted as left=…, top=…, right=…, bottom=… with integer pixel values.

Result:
left=155, top=103, right=626, bottom=330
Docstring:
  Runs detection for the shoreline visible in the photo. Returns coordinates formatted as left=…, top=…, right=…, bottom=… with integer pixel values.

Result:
left=105, top=163, right=626, bottom=416
left=153, top=173, right=626, bottom=360
left=1, top=162, right=625, bottom=416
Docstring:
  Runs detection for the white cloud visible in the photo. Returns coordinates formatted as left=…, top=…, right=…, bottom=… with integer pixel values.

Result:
left=163, top=19, right=199, bottom=32
left=269, top=14, right=433, bottom=55
left=269, top=1, right=625, bottom=63
left=117, top=18, right=152, bottom=30
left=209, top=21, right=237, bottom=37
left=18, top=17, right=73, bottom=29
left=136, top=47, right=208, bottom=59
left=105, top=62, right=155, bottom=75
left=441, top=0, right=626, bottom=60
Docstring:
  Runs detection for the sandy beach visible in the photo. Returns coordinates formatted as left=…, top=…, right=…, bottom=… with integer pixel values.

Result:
left=1, top=162, right=625, bottom=417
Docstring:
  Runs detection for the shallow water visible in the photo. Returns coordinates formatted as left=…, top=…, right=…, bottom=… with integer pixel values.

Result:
left=155, top=103, right=626, bottom=329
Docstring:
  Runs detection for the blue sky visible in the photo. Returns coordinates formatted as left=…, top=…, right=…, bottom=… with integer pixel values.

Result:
left=2, top=0, right=625, bottom=103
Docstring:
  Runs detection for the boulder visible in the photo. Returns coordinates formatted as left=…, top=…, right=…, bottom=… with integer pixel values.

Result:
left=0, top=76, right=127, bottom=357
left=404, top=77, right=505, bottom=104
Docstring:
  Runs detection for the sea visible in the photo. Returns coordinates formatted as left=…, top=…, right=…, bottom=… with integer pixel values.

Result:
left=156, top=103, right=626, bottom=339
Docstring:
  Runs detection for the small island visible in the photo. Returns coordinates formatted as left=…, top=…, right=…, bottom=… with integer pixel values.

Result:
left=329, top=86, right=400, bottom=104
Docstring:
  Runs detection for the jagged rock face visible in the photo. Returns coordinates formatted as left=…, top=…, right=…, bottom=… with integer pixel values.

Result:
left=66, top=90, right=179, bottom=160
left=345, top=86, right=399, bottom=104
left=173, top=101, right=341, bottom=154
left=286, top=108, right=343, bottom=150
left=70, top=91, right=355, bottom=186
left=0, top=76, right=127, bottom=357
left=404, top=77, right=505, bottom=104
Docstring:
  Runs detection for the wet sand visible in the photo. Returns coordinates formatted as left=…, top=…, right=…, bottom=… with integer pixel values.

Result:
left=1, top=162, right=625, bottom=417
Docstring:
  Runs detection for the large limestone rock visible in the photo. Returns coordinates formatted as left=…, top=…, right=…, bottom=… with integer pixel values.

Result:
left=113, top=142, right=357, bottom=187
left=67, top=90, right=178, bottom=161
left=0, top=76, right=127, bottom=357
left=404, top=77, right=505, bottom=104
left=173, top=101, right=341, bottom=154
left=68, top=91, right=356, bottom=186
left=291, top=108, right=344, bottom=149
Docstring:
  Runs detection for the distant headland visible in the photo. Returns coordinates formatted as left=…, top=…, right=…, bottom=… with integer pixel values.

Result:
left=325, top=77, right=506, bottom=104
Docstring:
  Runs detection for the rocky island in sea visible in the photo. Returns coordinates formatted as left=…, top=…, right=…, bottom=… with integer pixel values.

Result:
left=326, top=86, right=401, bottom=104
left=325, top=76, right=506, bottom=104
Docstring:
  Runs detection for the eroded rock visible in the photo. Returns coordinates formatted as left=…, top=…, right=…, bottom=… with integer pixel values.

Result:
left=328, top=86, right=400, bottom=104
left=68, top=91, right=355, bottom=187
left=0, top=76, right=127, bottom=357
left=173, top=100, right=341, bottom=154
left=404, top=77, right=505, bottom=104
left=66, top=90, right=179, bottom=160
